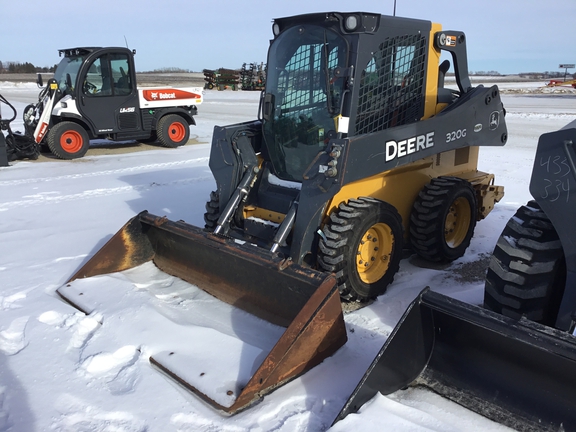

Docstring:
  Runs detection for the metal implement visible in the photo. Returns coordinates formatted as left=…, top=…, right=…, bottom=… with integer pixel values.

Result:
left=335, top=288, right=576, bottom=431
left=58, top=211, right=347, bottom=414
left=0, top=92, right=39, bottom=164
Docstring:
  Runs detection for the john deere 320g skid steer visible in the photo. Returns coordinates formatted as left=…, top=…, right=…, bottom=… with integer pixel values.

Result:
left=58, top=12, right=507, bottom=414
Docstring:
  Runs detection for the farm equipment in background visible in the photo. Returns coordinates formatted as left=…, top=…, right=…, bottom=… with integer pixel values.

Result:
left=58, top=12, right=508, bottom=414
left=0, top=93, right=39, bottom=166
left=240, top=62, right=266, bottom=91
left=203, top=69, right=216, bottom=89
left=546, top=78, right=576, bottom=89
left=24, top=47, right=202, bottom=160
left=203, top=68, right=240, bottom=90
left=336, top=121, right=576, bottom=431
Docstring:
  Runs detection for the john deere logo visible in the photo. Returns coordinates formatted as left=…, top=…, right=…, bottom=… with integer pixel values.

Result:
left=489, top=112, right=500, bottom=130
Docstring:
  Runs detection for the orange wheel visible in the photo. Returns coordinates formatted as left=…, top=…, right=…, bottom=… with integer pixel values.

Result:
left=60, top=130, right=84, bottom=153
left=47, top=121, right=90, bottom=159
left=168, top=121, right=187, bottom=142
left=157, top=114, right=190, bottom=148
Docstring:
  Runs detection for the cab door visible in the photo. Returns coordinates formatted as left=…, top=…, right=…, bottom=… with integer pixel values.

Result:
left=77, top=51, right=141, bottom=135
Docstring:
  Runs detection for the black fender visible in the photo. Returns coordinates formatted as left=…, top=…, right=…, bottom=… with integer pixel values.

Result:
left=152, top=106, right=198, bottom=129
left=54, top=113, right=95, bottom=139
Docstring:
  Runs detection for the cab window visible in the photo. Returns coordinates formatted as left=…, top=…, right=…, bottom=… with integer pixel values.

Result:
left=83, top=56, right=112, bottom=96
left=83, top=53, right=133, bottom=97
left=110, top=54, right=132, bottom=95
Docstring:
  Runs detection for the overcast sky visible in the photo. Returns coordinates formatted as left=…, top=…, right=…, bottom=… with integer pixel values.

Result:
left=1, top=0, right=574, bottom=75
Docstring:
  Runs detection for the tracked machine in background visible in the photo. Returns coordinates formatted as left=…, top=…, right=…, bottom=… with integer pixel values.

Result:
left=337, top=121, right=576, bottom=431
left=58, top=12, right=507, bottom=414
left=23, top=47, right=202, bottom=160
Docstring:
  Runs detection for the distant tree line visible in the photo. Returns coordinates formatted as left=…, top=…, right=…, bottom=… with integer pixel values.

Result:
left=140, top=67, right=194, bottom=73
left=470, top=71, right=502, bottom=76
left=0, top=61, right=57, bottom=73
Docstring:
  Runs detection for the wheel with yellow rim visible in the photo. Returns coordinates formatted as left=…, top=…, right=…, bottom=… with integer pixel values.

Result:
left=318, top=197, right=404, bottom=301
left=410, top=176, right=477, bottom=262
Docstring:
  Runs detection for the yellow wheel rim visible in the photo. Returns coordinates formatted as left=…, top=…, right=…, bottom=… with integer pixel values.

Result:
left=444, top=197, right=472, bottom=248
left=357, top=223, right=393, bottom=284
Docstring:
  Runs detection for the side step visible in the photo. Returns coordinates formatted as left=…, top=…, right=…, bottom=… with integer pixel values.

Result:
left=335, top=288, right=576, bottom=432
left=58, top=211, right=347, bottom=414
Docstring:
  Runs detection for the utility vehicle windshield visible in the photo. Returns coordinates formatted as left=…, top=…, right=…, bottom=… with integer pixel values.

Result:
left=53, top=55, right=86, bottom=93
left=263, top=25, right=347, bottom=182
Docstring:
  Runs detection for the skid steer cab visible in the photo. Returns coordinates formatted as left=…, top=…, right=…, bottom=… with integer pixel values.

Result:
left=24, top=47, right=202, bottom=159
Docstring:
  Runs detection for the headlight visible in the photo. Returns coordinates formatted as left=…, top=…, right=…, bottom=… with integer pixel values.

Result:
left=344, top=15, right=359, bottom=31
left=272, top=22, right=280, bottom=36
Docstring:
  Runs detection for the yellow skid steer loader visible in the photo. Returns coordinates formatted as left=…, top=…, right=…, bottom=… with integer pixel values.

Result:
left=58, top=12, right=507, bottom=414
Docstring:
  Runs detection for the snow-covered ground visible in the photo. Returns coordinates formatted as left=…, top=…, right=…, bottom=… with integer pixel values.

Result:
left=0, top=80, right=574, bottom=432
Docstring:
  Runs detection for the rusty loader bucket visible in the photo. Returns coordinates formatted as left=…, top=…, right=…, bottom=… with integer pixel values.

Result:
left=335, top=288, right=576, bottom=432
left=57, top=211, right=347, bottom=414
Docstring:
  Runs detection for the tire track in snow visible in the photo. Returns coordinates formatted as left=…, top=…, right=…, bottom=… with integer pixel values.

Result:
left=0, top=175, right=213, bottom=212
left=0, top=157, right=209, bottom=187
left=52, top=394, right=148, bottom=432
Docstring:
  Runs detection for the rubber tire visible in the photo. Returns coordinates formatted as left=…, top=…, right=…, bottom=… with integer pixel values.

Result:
left=484, top=201, right=566, bottom=326
left=157, top=114, right=190, bottom=148
left=410, top=176, right=477, bottom=263
left=47, top=122, right=90, bottom=159
left=204, top=191, right=220, bottom=231
left=318, top=197, right=404, bottom=301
